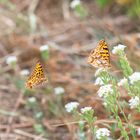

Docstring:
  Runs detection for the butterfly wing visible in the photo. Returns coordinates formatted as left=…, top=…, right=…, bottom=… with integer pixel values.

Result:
left=25, top=61, right=47, bottom=89
left=88, top=40, right=111, bottom=68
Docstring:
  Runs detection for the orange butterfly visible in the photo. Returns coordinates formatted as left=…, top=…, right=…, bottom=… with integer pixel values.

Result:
left=25, top=61, right=47, bottom=89
left=88, top=39, right=111, bottom=68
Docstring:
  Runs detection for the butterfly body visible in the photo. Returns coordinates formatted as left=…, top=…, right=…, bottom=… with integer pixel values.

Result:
left=25, top=61, right=47, bottom=89
left=88, top=40, right=111, bottom=68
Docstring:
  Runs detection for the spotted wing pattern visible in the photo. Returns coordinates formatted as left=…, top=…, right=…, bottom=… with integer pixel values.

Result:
left=88, top=39, right=111, bottom=68
left=25, top=61, right=47, bottom=89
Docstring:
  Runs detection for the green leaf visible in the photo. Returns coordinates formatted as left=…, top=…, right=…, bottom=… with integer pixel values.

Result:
left=96, top=0, right=112, bottom=8
left=34, top=124, right=45, bottom=134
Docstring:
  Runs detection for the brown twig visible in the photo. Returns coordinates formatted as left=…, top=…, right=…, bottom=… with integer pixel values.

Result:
left=0, top=122, right=33, bottom=131
left=6, top=92, right=24, bottom=134
left=14, top=129, right=47, bottom=140
left=51, top=119, right=139, bottom=129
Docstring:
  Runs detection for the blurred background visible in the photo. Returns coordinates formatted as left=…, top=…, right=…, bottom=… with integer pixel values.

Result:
left=0, top=0, right=140, bottom=139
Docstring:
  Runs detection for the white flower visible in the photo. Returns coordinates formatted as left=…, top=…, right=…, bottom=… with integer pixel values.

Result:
left=96, top=128, right=110, bottom=139
left=79, top=120, right=85, bottom=125
left=103, top=102, right=108, bottom=107
left=129, top=72, right=140, bottom=84
left=118, top=77, right=128, bottom=86
left=112, top=44, right=127, bottom=54
left=54, top=87, right=65, bottom=95
left=70, top=0, right=81, bottom=9
left=39, top=45, right=49, bottom=52
left=137, top=128, right=140, bottom=136
left=20, top=69, right=30, bottom=76
left=6, top=55, right=17, bottom=65
left=65, top=102, right=79, bottom=112
left=95, top=77, right=104, bottom=85
left=95, top=68, right=106, bottom=77
left=97, top=84, right=113, bottom=98
left=28, top=97, right=37, bottom=103
left=81, top=107, right=93, bottom=113
left=129, top=96, right=139, bottom=109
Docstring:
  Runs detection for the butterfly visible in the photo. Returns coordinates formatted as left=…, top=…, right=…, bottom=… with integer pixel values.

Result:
left=25, top=61, right=47, bottom=89
left=87, top=39, right=111, bottom=68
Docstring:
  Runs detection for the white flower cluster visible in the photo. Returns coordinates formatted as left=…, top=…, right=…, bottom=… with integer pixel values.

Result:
left=137, top=128, right=140, bottom=136
left=65, top=102, right=79, bottom=112
left=129, top=96, right=140, bottom=109
left=6, top=55, right=17, bottom=65
left=129, top=72, right=140, bottom=84
left=20, top=69, right=30, bottom=76
left=80, top=106, right=93, bottom=113
left=54, top=87, right=65, bottom=95
left=95, top=68, right=106, bottom=77
left=39, top=45, right=49, bottom=52
left=95, top=77, right=104, bottom=86
left=28, top=97, right=37, bottom=103
left=70, top=0, right=81, bottom=9
left=96, top=128, right=110, bottom=139
left=117, top=77, right=128, bottom=86
left=112, top=44, right=127, bottom=55
left=97, top=84, right=113, bottom=98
